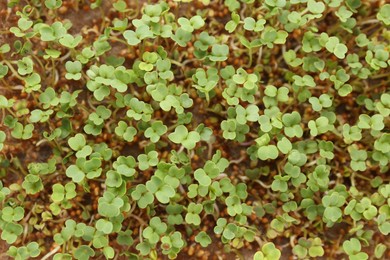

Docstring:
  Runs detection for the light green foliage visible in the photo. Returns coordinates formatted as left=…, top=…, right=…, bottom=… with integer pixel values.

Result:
left=344, top=197, right=377, bottom=221
left=194, top=160, right=220, bottom=187
left=51, top=183, right=76, bottom=204
left=308, top=116, right=334, bottom=136
left=0, top=64, right=9, bottom=79
left=37, top=21, right=67, bottom=42
left=309, top=94, right=332, bottom=111
left=232, top=68, right=258, bottom=90
left=192, top=68, right=219, bottom=102
left=1, top=222, right=23, bottom=244
left=144, top=121, right=167, bottom=143
left=377, top=4, right=390, bottom=25
left=343, top=238, right=368, bottom=260
left=254, top=242, right=281, bottom=260
left=68, top=133, right=92, bottom=158
left=235, top=104, right=259, bottom=124
left=137, top=151, right=159, bottom=170
left=213, top=218, right=238, bottom=240
left=160, top=231, right=184, bottom=258
left=185, top=203, right=203, bottom=226
left=322, top=191, right=346, bottom=224
left=114, top=121, right=137, bottom=142
left=0, top=131, right=6, bottom=151
left=195, top=231, right=212, bottom=247
left=178, top=16, right=205, bottom=32
left=293, top=237, right=324, bottom=258
left=146, top=175, right=175, bottom=204
left=98, top=191, right=124, bottom=218
left=256, top=134, right=279, bottom=160
left=24, top=73, right=42, bottom=93
left=17, top=57, right=33, bottom=75
left=168, top=125, right=200, bottom=150
left=374, top=243, right=387, bottom=259
left=29, top=109, right=54, bottom=123
left=358, top=114, right=384, bottom=131
left=7, top=242, right=40, bottom=260
left=348, top=145, right=367, bottom=171
left=45, top=0, right=62, bottom=9
left=225, top=12, right=240, bottom=33
left=376, top=93, right=390, bottom=117
left=11, top=122, right=34, bottom=140
left=22, top=174, right=43, bottom=195
left=244, top=17, right=266, bottom=32
left=142, top=217, right=167, bottom=244
left=139, top=51, right=158, bottom=71
left=209, top=44, right=229, bottom=61
left=1, top=1, right=389, bottom=259
left=74, top=245, right=95, bottom=260
left=324, top=35, right=348, bottom=59
left=131, top=184, right=154, bottom=208
left=65, top=61, right=82, bottom=80
left=66, top=157, right=102, bottom=183
left=1, top=207, right=24, bottom=222
left=123, top=25, right=153, bottom=46
left=342, top=124, right=362, bottom=144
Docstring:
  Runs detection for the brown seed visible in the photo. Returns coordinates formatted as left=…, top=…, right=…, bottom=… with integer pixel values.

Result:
left=168, top=2, right=177, bottom=8
left=250, top=214, right=256, bottom=221
left=196, top=250, right=205, bottom=257
left=188, top=246, right=195, bottom=256
left=58, top=6, right=67, bottom=14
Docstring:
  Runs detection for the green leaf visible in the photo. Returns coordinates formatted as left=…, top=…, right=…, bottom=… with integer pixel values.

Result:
left=168, top=125, right=200, bottom=150
left=377, top=4, right=390, bottom=25
left=209, top=44, right=229, bottom=61
left=96, top=219, right=113, bottom=234
left=17, top=57, right=33, bottom=75
left=74, top=245, right=95, bottom=260
left=11, top=123, right=34, bottom=140
left=195, top=231, right=212, bottom=247
left=194, top=169, right=211, bottom=186
left=66, top=165, right=85, bottom=183
left=65, top=61, right=82, bottom=80
left=325, top=37, right=348, bottom=59
left=254, top=242, right=281, bottom=260
left=0, top=131, right=6, bottom=151
left=45, top=0, right=62, bottom=9
left=307, top=0, right=325, bottom=14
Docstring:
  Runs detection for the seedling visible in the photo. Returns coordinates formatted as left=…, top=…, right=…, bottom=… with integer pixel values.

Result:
left=144, top=121, right=167, bottom=143
left=253, top=242, right=281, bottom=260
left=168, top=125, right=200, bottom=150
left=343, top=238, right=368, bottom=260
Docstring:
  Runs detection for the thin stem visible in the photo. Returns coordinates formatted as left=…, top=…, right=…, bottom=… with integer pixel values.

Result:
left=41, top=246, right=60, bottom=260
left=3, top=60, right=25, bottom=81
left=247, top=48, right=253, bottom=68
left=109, top=36, right=128, bottom=46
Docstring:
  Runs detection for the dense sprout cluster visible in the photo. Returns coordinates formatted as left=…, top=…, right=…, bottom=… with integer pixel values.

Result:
left=0, top=0, right=389, bottom=259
